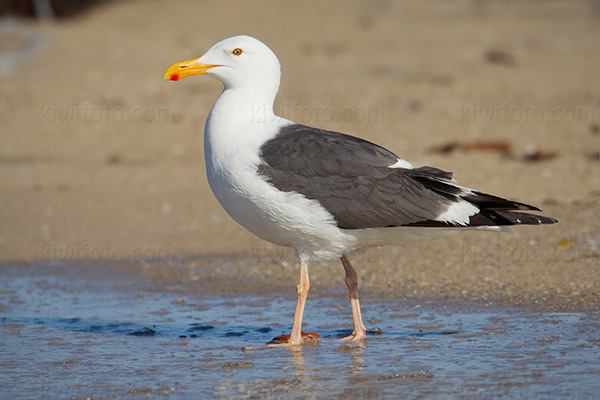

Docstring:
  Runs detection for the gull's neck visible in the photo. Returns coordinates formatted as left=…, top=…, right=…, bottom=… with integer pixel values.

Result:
left=213, top=87, right=279, bottom=126
left=204, top=86, right=290, bottom=168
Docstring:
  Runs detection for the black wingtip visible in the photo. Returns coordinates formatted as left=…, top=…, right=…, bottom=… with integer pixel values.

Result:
left=465, top=191, right=543, bottom=212
left=491, top=211, right=558, bottom=226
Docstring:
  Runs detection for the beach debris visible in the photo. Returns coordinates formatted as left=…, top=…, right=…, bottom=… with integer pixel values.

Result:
left=485, top=49, right=517, bottom=66
left=428, top=140, right=512, bottom=155
left=521, top=149, right=559, bottom=163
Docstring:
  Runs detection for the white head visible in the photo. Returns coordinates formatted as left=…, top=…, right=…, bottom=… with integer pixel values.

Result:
left=164, top=35, right=281, bottom=98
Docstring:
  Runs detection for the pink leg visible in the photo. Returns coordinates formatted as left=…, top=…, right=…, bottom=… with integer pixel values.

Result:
left=340, top=255, right=367, bottom=341
left=244, top=259, right=319, bottom=349
left=288, top=259, right=310, bottom=344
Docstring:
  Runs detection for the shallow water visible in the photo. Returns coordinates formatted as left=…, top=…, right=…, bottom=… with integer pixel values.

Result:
left=0, top=261, right=598, bottom=399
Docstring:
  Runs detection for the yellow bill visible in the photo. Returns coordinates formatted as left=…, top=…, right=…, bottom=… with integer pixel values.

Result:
left=163, top=57, right=221, bottom=81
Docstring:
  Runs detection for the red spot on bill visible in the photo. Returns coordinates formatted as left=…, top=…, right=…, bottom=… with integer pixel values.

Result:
left=169, top=73, right=180, bottom=81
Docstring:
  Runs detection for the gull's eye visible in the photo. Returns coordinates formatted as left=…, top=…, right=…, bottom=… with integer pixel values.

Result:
left=232, top=48, right=243, bottom=56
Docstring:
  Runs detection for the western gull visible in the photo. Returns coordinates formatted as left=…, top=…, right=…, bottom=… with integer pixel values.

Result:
left=164, top=35, right=557, bottom=347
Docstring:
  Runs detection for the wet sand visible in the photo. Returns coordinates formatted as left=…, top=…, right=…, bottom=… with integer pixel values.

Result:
left=0, top=1, right=599, bottom=398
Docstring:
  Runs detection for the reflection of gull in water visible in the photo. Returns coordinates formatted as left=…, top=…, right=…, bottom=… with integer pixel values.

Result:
left=288, top=347, right=307, bottom=377
left=336, top=343, right=366, bottom=374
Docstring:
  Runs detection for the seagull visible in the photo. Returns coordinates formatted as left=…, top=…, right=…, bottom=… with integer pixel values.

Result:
left=164, top=35, right=557, bottom=347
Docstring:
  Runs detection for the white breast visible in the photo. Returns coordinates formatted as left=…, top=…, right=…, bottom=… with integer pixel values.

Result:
left=203, top=90, right=356, bottom=261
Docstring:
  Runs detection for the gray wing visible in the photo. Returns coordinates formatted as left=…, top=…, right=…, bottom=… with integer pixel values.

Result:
left=257, top=124, right=556, bottom=229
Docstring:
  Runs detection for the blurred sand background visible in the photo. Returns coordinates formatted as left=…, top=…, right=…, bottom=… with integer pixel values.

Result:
left=1, top=0, right=598, bottom=310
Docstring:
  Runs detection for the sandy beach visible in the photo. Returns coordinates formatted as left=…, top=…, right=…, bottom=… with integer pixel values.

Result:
left=1, top=2, right=599, bottom=398
left=1, top=0, right=599, bottom=308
